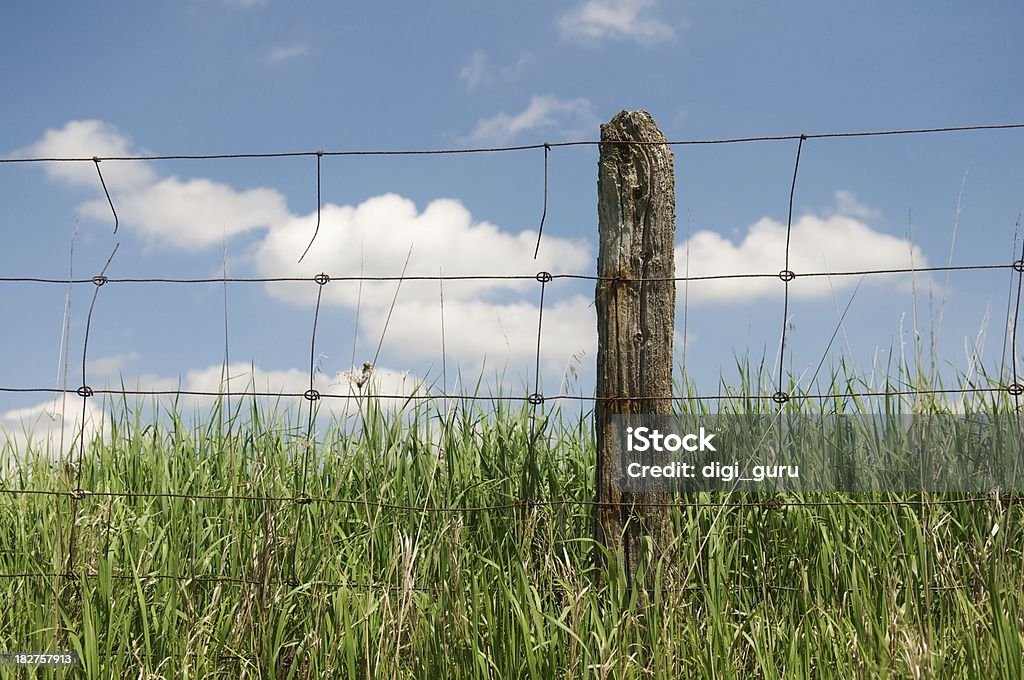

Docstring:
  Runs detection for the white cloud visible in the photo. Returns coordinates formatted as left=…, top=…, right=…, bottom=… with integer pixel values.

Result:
left=459, top=50, right=534, bottom=89
left=22, top=120, right=582, bottom=264
left=19, top=121, right=290, bottom=250
left=334, top=364, right=425, bottom=397
left=184, top=362, right=309, bottom=397
left=254, top=193, right=594, bottom=379
left=87, top=352, right=141, bottom=377
left=459, top=50, right=493, bottom=89
left=185, top=361, right=424, bottom=411
left=80, top=176, right=289, bottom=250
left=831, top=190, right=881, bottom=221
left=120, top=361, right=428, bottom=414
left=1, top=397, right=107, bottom=467
left=14, top=119, right=157, bottom=190
left=558, top=0, right=675, bottom=43
left=266, top=43, right=311, bottom=64
left=676, top=213, right=928, bottom=304
left=20, top=121, right=596, bottom=384
left=0, top=360, right=433, bottom=471
left=255, top=193, right=591, bottom=307
left=466, top=95, right=596, bottom=145
left=359, top=296, right=597, bottom=374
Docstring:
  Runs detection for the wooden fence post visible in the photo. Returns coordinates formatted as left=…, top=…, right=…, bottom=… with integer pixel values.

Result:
left=594, top=110, right=676, bottom=585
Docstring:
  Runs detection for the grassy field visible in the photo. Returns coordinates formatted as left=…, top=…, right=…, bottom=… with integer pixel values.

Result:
left=2, top=370, right=1023, bottom=678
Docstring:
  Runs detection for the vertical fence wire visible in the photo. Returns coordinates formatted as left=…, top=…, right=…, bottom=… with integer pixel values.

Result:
left=64, top=243, right=118, bottom=580
left=774, top=134, right=805, bottom=407
left=1003, top=230, right=1024, bottom=595
left=298, top=151, right=323, bottom=264
left=526, top=271, right=551, bottom=504
left=533, top=143, right=550, bottom=259
left=92, top=158, right=118, bottom=235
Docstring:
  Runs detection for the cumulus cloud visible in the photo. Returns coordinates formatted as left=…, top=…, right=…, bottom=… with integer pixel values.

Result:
left=676, top=211, right=927, bottom=304
left=14, top=119, right=157, bottom=190
left=97, top=361, right=429, bottom=414
left=19, top=120, right=289, bottom=249
left=558, top=0, right=675, bottom=43
left=0, top=360, right=434, bottom=470
left=20, top=119, right=587, bottom=271
left=1, top=397, right=107, bottom=467
left=81, top=176, right=289, bottom=250
left=465, top=95, right=596, bottom=145
left=360, top=296, right=597, bottom=372
left=183, top=361, right=425, bottom=411
left=255, top=193, right=590, bottom=306
left=18, top=120, right=596, bottom=381
left=184, top=362, right=309, bottom=397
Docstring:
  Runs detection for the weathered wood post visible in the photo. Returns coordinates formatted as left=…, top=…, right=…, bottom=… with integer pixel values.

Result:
left=594, top=110, right=675, bottom=585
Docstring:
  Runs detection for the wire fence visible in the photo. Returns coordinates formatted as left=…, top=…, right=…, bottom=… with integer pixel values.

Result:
left=1, top=121, right=1023, bottom=600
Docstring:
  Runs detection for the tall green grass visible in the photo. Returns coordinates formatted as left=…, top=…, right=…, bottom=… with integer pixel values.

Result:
left=1, top=366, right=1022, bottom=678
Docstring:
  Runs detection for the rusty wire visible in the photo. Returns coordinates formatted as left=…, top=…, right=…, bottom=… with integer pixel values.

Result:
left=0, top=262, right=1011, bottom=286
left=2, top=122, right=1022, bottom=164
left=0, top=567, right=992, bottom=597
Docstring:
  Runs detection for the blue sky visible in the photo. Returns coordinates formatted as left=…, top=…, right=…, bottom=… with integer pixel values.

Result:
left=2, top=1, right=1024, bottom=451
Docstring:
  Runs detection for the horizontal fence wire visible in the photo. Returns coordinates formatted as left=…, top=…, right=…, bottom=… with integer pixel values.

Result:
left=0, top=387, right=1015, bottom=401
left=0, top=569, right=988, bottom=596
left=1, top=122, right=1022, bottom=163
left=0, top=262, right=1014, bottom=285
left=0, top=486, right=1014, bottom=509
left=1, top=122, right=1023, bottom=608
